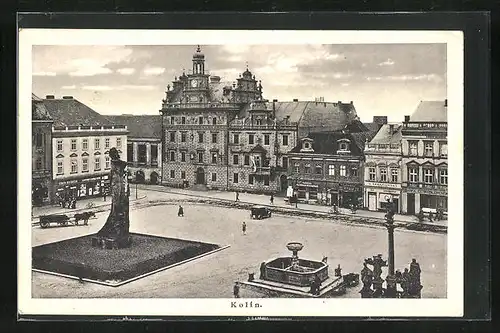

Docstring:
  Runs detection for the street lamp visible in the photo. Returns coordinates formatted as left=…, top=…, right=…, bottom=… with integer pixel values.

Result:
left=384, top=201, right=397, bottom=297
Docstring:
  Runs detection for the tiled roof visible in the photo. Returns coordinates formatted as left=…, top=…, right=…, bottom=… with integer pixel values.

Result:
left=369, top=124, right=403, bottom=145
left=289, top=131, right=365, bottom=156
left=42, top=98, right=111, bottom=126
left=32, top=99, right=52, bottom=121
left=363, top=122, right=381, bottom=133
left=105, top=115, right=162, bottom=139
left=410, top=100, right=447, bottom=122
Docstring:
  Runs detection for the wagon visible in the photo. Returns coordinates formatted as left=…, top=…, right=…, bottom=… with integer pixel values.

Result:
left=38, top=211, right=95, bottom=228
left=250, top=206, right=272, bottom=220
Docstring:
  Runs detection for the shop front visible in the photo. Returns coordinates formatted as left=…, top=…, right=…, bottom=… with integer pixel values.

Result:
left=364, top=182, right=402, bottom=213
left=295, top=183, right=319, bottom=202
left=54, top=175, right=110, bottom=201
left=338, top=183, right=363, bottom=208
left=420, top=194, right=447, bottom=212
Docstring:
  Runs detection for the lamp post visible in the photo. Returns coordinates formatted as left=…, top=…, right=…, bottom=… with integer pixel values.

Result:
left=383, top=200, right=397, bottom=297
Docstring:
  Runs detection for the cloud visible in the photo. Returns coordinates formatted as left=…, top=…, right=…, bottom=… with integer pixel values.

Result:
left=341, top=83, right=350, bottom=87
left=82, top=85, right=158, bottom=91
left=61, top=85, right=77, bottom=90
left=33, top=71, right=56, bottom=76
left=378, top=58, right=395, bottom=66
left=143, top=67, right=166, bottom=76
left=117, top=68, right=136, bottom=75
left=82, top=85, right=114, bottom=91
left=366, top=74, right=442, bottom=82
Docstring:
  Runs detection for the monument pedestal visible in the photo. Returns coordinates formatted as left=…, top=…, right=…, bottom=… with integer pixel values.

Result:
left=91, top=235, right=132, bottom=250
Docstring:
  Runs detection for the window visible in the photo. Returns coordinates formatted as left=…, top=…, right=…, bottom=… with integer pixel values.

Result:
left=181, top=171, right=186, bottom=179
left=439, top=169, right=448, bottom=185
left=35, top=157, right=42, bottom=170
left=424, top=168, right=434, bottom=184
left=181, top=132, right=187, bottom=142
left=57, top=140, right=63, bottom=152
left=352, top=168, right=358, bottom=177
left=212, top=173, right=217, bottom=182
left=305, top=165, right=311, bottom=174
left=170, top=132, right=176, bottom=142
left=233, top=154, right=239, bottom=165
left=256, top=119, right=262, bottom=125
left=94, top=157, right=101, bottom=171
left=82, top=158, right=88, bottom=172
left=328, top=165, right=336, bottom=176
left=71, top=158, right=78, bottom=173
left=233, top=134, right=239, bottom=144
left=282, top=135, right=289, bottom=146
left=248, top=134, right=254, bottom=145
left=116, top=138, right=121, bottom=148
left=264, top=176, right=270, bottom=186
left=282, top=157, right=288, bottom=169
left=391, top=169, right=398, bottom=182
left=248, top=175, right=254, bottom=184
left=170, top=170, right=175, bottom=178
left=212, top=133, right=217, bottom=143
left=181, top=116, right=186, bottom=124
left=244, top=155, right=250, bottom=165
left=315, top=166, right=323, bottom=175
left=127, top=144, right=133, bottom=162
left=212, top=117, right=217, bottom=125
left=170, top=116, right=174, bottom=125
left=380, top=168, right=387, bottom=182
left=409, top=141, right=418, bottom=156
left=169, top=151, right=175, bottom=162
left=211, top=153, right=217, bottom=164
left=409, top=167, right=418, bottom=183
left=294, top=165, right=299, bottom=173
left=369, top=167, right=376, bottom=181
left=304, top=142, right=310, bottom=149
left=35, top=133, right=43, bottom=148
left=233, top=173, right=239, bottom=183
left=95, top=138, right=100, bottom=150
left=181, top=151, right=186, bottom=162
left=105, top=138, right=110, bottom=149
left=424, top=141, right=434, bottom=157
left=198, top=151, right=204, bottom=163
left=264, top=134, right=270, bottom=145
left=105, top=156, right=110, bottom=169
left=198, top=116, right=203, bottom=125
left=440, top=142, right=448, bottom=157
left=198, top=132, right=204, bottom=143
left=57, top=159, right=64, bottom=175
left=340, top=165, right=346, bottom=177
left=82, top=138, right=88, bottom=150
left=71, top=139, right=77, bottom=151
left=339, top=142, right=349, bottom=151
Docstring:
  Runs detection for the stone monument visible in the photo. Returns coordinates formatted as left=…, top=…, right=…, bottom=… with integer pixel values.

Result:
left=91, top=147, right=131, bottom=249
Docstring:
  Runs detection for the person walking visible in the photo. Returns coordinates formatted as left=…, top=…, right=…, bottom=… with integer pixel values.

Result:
left=178, top=205, right=184, bottom=217
left=270, top=193, right=274, bottom=205
left=103, top=190, right=107, bottom=201
left=235, top=191, right=240, bottom=202
left=242, top=221, right=247, bottom=235
left=233, top=283, right=240, bottom=298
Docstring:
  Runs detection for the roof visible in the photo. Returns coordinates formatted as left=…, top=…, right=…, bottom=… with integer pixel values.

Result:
left=105, top=115, right=162, bottom=139
left=369, top=124, right=403, bottom=145
left=410, top=100, right=447, bottom=122
left=363, top=122, right=381, bottom=133
left=249, top=144, right=268, bottom=154
left=289, top=131, right=365, bottom=156
left=42, top=98, right=111, bottom=126
left=273, top=101, right=358, bottom=134
left=32, top=98, right=52, bottom=121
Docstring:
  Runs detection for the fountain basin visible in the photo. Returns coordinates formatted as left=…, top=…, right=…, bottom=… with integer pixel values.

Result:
left=263, top=257, right=329, bottom=287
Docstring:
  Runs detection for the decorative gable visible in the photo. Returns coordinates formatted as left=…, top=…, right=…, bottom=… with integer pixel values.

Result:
left=336, top=138, right=351, bottom=154
left=55, top=153, right=64, bottom=159
left=81, top=152, right=89, bottom=157
left=69, top=153, right=78, bottom=158
left=94, top=151, right=101, bottom=155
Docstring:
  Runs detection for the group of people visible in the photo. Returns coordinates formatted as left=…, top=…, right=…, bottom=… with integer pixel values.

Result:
left=55, top=193, right=77, bottom=209
left=417, top=208, right=445, bottom=222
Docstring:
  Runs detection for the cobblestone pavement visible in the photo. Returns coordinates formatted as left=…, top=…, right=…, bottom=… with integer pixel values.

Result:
left=32, top=196, right=447, bottom=299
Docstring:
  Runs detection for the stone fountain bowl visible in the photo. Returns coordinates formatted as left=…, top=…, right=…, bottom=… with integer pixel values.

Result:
left=286, top=242, right=304, bottom=252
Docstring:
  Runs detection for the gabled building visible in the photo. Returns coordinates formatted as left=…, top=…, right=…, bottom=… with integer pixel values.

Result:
left=41, top=95, right=128, bottom=201
left=287, top=121, right=376, bottom=207
left=363, top=123, right=403, bottom=213
left=106, top=115, right=162, bottom=184
left=400, top=100, right=448, bottom=215
left=32, top=94, right=54, bottom=205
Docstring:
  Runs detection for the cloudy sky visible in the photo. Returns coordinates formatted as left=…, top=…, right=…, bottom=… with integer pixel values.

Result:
left=32, top=44, right=446, bottom=122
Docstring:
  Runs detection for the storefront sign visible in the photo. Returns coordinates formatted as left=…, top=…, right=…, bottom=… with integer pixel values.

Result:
left=339, top=183, right=362, bottom=192
left=364, top=181, right=401, bottom=189
left=405, top=187, right=447, bottom=196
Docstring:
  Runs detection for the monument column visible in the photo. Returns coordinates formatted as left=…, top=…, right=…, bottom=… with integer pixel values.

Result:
left=133, top=142, right=138, bottom=164
left=146, top=143, right=151, bottom=166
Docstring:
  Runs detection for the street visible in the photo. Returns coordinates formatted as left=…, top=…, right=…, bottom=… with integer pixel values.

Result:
left=32, top=188, right=447, bottom=299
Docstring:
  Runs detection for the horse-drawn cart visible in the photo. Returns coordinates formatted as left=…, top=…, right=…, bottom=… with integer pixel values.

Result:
left=38, top=211, right=95, bottom=228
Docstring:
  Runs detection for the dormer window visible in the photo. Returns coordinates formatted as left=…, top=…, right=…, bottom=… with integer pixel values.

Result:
left=300, top=138, right=314, bottom=153
left=337, top=138, right=351, bottom=154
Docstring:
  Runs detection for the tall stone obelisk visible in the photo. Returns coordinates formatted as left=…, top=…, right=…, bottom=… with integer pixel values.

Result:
left=91, top=147, right=131, bottom=249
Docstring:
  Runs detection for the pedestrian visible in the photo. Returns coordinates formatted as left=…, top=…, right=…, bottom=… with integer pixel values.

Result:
left=178, top=205, right=184, bottom=217
left=235, top=191, right=240, bottom=202
left=103, top=191, right=107, bottom=202
left=270, top=193, right=274, bottom=205
left=242, top=221, right=246, bottom=235
left=233, top=283, right=240, bottom=298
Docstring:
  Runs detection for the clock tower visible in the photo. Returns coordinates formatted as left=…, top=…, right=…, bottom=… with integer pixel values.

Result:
left=185, top=45, right=210, bottom=103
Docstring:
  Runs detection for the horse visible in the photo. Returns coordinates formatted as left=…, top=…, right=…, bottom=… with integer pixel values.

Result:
left=74, top=211, right=95, bottom=225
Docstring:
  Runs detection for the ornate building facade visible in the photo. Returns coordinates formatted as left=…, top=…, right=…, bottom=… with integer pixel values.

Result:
left=363, top=123, right=403, bottom=213
left=400, top=100, right=448, bottom=215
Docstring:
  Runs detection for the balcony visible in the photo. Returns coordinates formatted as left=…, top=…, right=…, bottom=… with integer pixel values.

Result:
left=162, top=101, right=240, bottom=110
left=404, top=182, right=448, bottom=195
left=32, top=169, right=51, bottom=178
left=250, top=166, right=271, bottom=175
left=402, top=122, right=447, bottom=130
left=365, top=143, right=401, bottom=154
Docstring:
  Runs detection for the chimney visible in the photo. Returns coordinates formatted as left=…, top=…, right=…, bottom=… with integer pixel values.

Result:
left=350, top=101, right=353, bottom=105
left=45, top=95, right=55, bottom=99
left=293, top=98, right=298, bottom=102
left=338, top=101, right=342, bottom=104
left=62, top=96, right=73, bottom=99
left=444, top=99, right=448, bottom=107
left=273, top=99, right=278, bottom=102
left=404, top=115, right=410, bottom=122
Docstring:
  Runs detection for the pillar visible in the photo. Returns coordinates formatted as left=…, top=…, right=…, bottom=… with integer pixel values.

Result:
left=133, top=142, right=138, bottom=163
left=146, top=143, right=151, bottom=166
left=401, top=192, right=407, bottom=214
left=415, top=193, right=421, bottom=213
